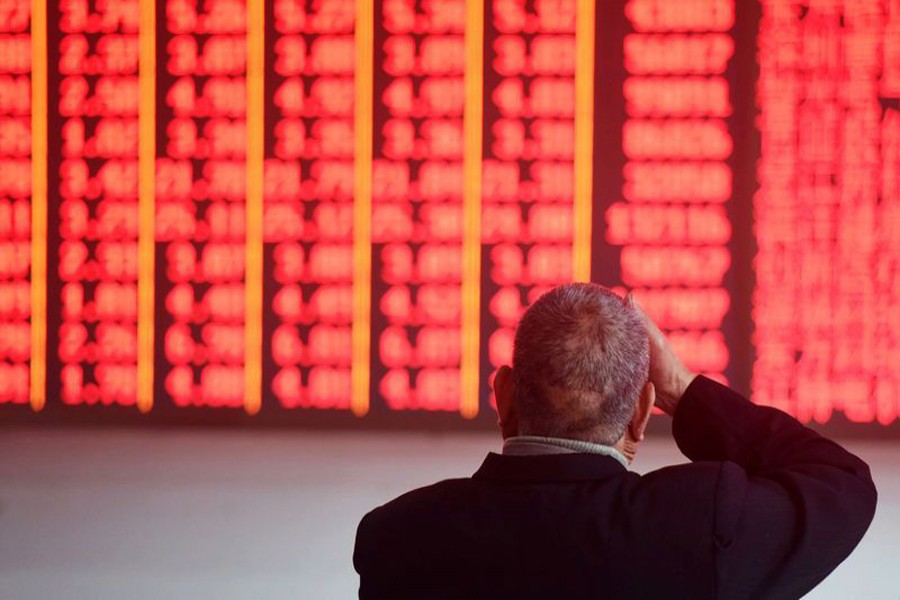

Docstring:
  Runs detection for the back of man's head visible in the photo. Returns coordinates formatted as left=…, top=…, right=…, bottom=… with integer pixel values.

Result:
left=512, top=283, right=650, bottom=445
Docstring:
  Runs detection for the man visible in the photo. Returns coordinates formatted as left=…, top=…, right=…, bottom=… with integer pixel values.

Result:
left=354, top=283, right=877, bottom=599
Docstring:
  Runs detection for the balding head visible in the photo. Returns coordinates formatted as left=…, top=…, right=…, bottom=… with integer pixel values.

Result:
left=509, top=283, right=650, bottom=445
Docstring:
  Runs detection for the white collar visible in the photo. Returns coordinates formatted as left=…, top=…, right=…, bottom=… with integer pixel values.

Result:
left=502, top=435, right=629, bottom=468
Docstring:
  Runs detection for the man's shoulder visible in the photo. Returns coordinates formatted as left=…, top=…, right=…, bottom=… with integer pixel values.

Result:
left=353, top=457, right=733, bottom=585
left=354, top=476, right=477, bottom=569
left=638, top=460, right=727, bottom=489
left=360, top=477, right=474, bottom=526
left=627, top=461, right=730, bottom=518
left=358, top=457, right=730, bottom=530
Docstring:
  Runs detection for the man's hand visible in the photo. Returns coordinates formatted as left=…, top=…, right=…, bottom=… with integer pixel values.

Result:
left=627, top=292, right=697, bottom=416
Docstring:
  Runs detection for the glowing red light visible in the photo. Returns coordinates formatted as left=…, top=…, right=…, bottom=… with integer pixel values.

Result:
left=608, top=0, right=735, bottom=384
left=752, top=0, right=900, bottom=424
left=1, top=0, right=893, bottom=426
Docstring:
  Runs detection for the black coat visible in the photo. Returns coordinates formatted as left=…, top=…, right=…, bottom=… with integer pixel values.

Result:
left=353, top=376, right=877, bottom=599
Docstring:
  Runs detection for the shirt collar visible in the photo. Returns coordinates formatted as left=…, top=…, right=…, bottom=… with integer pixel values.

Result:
left=502, top=435, right=629, bottom=468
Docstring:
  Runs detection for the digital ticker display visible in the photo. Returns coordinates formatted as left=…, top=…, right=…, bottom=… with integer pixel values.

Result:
left=1, top=0, right=898, bottom=430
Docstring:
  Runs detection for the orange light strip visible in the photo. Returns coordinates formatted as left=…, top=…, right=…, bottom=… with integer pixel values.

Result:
left=244, top=0, right=265, bottom=415
left=351, top=0, right=374, bottom=417
left=137, top=0, right=156, bottom=413
left=29, top=0, right=47, bottom=412
left=572, top=0, right=596, bottom=282
left=460, top=0, right=484, bottom=419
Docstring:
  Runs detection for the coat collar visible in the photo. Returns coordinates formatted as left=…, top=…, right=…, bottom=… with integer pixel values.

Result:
left=472, top=451, right=627, bottom=483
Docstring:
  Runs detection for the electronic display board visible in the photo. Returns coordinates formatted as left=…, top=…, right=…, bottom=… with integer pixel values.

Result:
left=154, top=0, right=252, bottom=410
left=0, top=0, right=33, bottom=406
left=752, top=0, right=900, bottom=425
left=262, top=0, right=357, bottom=412
left=46, top=0, right=143, bottom=409
left=1, top=0, right=898, bottom=431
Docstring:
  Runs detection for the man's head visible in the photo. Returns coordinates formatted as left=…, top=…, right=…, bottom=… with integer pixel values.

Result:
left=493, top=283, right=655, bottom=459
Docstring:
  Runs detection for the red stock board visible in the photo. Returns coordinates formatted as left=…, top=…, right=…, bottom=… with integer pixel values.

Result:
left=1, top=0, right=898, bottom=431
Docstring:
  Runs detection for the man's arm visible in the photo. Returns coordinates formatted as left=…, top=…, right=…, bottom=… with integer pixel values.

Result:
left=674, top=376, right=876, bottom=599
left=630, top=294, right=877, bottom=599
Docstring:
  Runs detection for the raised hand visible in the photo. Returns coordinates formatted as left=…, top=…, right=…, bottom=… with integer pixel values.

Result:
left=627, top=292, right=696, bottom=416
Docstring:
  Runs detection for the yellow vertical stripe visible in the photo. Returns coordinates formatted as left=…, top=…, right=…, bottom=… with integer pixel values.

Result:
left=137, top=0, right=156, bottom=412
left=245, top=0, right=265, bottom=414
left=460, top=0, right=483, bottom=419
left=572, top=0, right=595, bottom=282
left=29, top=0, right=47, bottom=411
left=351, top=0, right=374, bottom=417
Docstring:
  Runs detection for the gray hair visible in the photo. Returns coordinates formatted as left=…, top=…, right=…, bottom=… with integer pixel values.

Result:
left=511, top=283, right=650, bottom=445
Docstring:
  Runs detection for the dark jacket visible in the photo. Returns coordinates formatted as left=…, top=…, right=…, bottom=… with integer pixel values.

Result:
left=353, top=376, right=877, bottom=599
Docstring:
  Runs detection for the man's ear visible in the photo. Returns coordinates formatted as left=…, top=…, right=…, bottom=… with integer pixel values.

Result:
left=628, top=381, right=655, bottom=443
left=493, top=365, right=518, bottom=438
